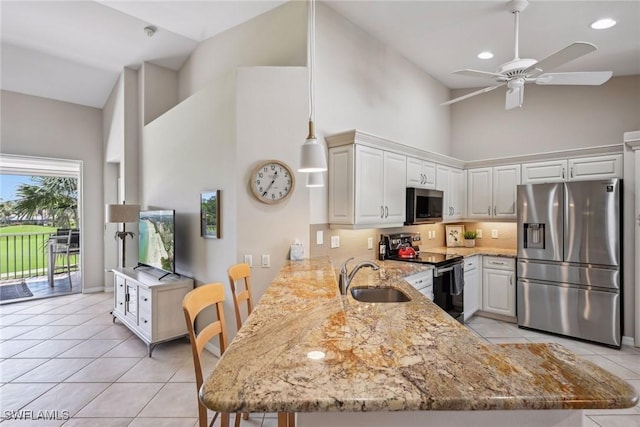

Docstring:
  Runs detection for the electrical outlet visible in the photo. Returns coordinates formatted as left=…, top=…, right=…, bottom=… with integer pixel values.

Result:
left=367, top=237, right=373, bottom=250
left=432, top=230, right=436, bottom=239
left=492, top=229, right=498, bottom=239
left=476, top=229, right=483, bottom=238
left=428, top=230, right=434, bottom=239
left=316, top=230, right=323, bottom=245
left=243, top=254, right=253, bottom=267
left=330, top=235, right=340, bottom=248
left=261, top=254, right=270, bottom=268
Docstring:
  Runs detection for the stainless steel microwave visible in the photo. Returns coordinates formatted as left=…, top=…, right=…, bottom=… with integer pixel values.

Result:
left=405, top=188, right=444, bottom=224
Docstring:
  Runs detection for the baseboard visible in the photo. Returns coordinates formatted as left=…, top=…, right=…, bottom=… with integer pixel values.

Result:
left=622, top=335, right=636, bottom=347
left=204, top=342, right=221, bottom=358
left=82, top=286, right=105, bottom=294
left=475, top=310, right=517, bottom=324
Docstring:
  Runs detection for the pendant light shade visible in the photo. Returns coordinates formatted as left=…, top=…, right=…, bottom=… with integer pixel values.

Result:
left=299, top=0, right=327, bottom=176
left=299, top=120, right=327, bottom=172
left=306, top=171, right=324, bottom=187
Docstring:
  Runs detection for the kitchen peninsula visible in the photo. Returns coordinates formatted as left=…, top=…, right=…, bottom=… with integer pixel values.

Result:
left=200, top=257, right=637, bottom=427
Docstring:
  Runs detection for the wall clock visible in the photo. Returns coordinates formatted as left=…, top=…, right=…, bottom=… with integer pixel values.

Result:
left=250, top=160, right=295, bottom=204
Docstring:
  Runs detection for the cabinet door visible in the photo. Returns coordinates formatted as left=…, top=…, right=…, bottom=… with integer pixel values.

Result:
left=493, top=164, right=521, bottom=219
left=383, top=151, right=407, bottom=223
left=354, top=145, right=385, bottom=224
left=521, top=160, right=567, bottom=184
left=463, top=256, right=481, bottom=321
left=449, top=167, right=466, bottom=220
left=467, top=167, right=493, bottom=219
left=114, top=275, right=126, bottom=316
left=328, top=146, right=355, bottom=224
left=568, top=154, right=622, bottom=181
left=482, top=268, right=515, bottom=316
left=406, top=157, right=423, bottom=188
left=436, top=165, right=450, bottom=216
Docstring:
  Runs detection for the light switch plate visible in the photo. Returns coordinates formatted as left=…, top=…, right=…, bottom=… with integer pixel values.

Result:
left=330, top=235, right=340, bottom=248
left=476, top=229, right=483, bottom=238
left=316, top=230, right=323, bottom=245
left=492, top=229, right=498, bottom=239
left=261, top=254, right=270, bottom=268
left=367, top=237, right=373, bottom=250
left=243, top=254, right=253, bottom=267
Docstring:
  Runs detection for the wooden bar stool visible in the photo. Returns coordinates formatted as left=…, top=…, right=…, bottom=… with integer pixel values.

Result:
left=183, top=283, right=233, bottom=427
left=227, top=263, right=254, bottom=331
left=227, top=264, right=294, bottom=427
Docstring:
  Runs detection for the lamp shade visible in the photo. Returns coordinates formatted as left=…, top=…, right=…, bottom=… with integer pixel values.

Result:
left=299, top=136, right=327, bottom=173
left=106, top=203, right=140, bottom=223
left=306, top=171, right=324, bottom=187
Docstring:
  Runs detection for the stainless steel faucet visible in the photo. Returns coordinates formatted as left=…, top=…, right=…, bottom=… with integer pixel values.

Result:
left=339, top=257, right=380, bottom=295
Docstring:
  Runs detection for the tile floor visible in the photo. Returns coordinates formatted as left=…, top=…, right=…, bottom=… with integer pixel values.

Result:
left=0, top=292, right=638, bottom=426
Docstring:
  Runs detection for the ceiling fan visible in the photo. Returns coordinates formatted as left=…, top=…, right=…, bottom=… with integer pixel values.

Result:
left=441, top=0, right=613, bottom=110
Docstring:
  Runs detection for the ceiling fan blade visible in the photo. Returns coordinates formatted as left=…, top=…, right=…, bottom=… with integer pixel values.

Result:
left=441, top=84, right=505, bottom=106
left=505, top=86, right=524, bottom=110
left=453, top=69, right=505, bottom=79
left=525, top=42, right=597, bottom=76
left=535, top=71, right=613, bottom=86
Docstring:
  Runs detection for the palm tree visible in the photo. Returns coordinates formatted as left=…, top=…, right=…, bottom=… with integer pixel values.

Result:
left=13, top=177, right=78, bottom=228
left=0, top=200, right=14, bottom=225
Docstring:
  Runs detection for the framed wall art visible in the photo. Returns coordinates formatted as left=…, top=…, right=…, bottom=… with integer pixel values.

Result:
left=446, top=225, right=464, bottom=247
left=201, top=190, right=221, bottom=239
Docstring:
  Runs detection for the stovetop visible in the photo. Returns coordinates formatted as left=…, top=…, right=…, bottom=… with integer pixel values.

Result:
left=388, top=251, right=463, bottom=266
left=385, top=232, right=463, bottom=267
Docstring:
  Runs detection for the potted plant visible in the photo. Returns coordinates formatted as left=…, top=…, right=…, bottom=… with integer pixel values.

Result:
left=463, top=230, right=477, bottom=248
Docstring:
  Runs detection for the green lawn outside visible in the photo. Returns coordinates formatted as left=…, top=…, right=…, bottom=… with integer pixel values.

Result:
left=0, top=225, right=57, bottom=278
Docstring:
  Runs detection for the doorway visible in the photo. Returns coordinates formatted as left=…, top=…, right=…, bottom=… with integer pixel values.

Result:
left=0, top=154, right=83, bottom=303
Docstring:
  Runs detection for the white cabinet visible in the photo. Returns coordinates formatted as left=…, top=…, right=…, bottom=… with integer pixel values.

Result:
left=329, top=144, right=406, bottom=227
left=405, top=269, right=434, bottom=301
left=112, top=268, right=193, bottom=356
left=482, top=256, right=516, bottom=317
left=463, top=255, right=481, bottom=321
left=407, top=157, right=436, bottom=189
left=467, top=165, right=520, bottom=220
left=522, top=155, right=622, bottom=184
left=567, top=155, right=622, bottom=181
left=521, top=160, right=566, bottom=184
left=436, top=165, right=466, bottom=221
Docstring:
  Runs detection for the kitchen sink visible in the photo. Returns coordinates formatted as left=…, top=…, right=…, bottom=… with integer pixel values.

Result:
left=350, top=287, right=411, bottom=303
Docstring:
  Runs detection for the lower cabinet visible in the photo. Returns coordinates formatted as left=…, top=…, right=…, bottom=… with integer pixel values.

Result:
left=481, top=256, right=516, bottom=317
left=113, top=267, right=193, bottom=356
left=463, top=256, right=480, bottom=321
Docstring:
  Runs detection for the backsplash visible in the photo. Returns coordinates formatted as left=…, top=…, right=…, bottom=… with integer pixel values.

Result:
left=308, top=222, right=517, bottom=267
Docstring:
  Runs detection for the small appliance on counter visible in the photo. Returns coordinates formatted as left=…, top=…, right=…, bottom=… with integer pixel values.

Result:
left=386, top=233, right=465, bottom=323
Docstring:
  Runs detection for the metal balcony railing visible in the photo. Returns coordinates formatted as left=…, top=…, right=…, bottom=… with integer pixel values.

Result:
left=0, top=232, right=56, bottom=280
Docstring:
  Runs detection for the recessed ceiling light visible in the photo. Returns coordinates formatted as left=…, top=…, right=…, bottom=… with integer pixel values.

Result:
left=590, top=18, right=616, bottom=30
left=477, top=51, right=494, bottom=59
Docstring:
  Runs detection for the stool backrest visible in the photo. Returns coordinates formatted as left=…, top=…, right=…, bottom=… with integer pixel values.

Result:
left=227, top=263, right=254, bottom=331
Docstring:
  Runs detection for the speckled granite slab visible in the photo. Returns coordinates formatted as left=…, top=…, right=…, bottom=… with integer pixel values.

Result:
left=200, top=257, right=637, bottom=413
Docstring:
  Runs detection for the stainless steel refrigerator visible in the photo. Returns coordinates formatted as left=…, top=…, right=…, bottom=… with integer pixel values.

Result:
left=516, top=179, right=622, bottom=347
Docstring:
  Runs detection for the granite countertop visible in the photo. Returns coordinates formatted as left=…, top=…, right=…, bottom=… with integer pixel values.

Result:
left=426, top=246, right=517, bottom=258
left=200, top=257, right=637, bottom=414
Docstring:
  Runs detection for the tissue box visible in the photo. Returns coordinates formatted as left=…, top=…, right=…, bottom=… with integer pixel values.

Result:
left=290, top=243, right=304, bottom=261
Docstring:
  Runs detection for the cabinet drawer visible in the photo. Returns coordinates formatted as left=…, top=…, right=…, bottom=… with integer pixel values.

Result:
left=464, top=256, right=479, bottom=271
left=138, top=312, right=152, bottom=337
left=138, top=287, right=151, bottom=313
left=483, top=256, right=515, bottom=270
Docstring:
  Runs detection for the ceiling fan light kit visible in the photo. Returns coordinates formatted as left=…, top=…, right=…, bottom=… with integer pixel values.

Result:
left=442, top=0, right=613, bottom=110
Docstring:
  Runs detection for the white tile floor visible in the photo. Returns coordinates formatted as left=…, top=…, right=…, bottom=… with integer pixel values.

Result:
left=0, top=292, right=638, bottom=426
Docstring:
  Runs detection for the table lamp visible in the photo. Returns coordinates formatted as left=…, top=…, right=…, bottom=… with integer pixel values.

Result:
left=106, top=202, right=140, bottom=268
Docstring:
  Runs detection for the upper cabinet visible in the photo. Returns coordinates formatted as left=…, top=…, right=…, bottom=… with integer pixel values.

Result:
left=328, top=144, right=406, bottom=228
left=467, top=164, right=520, bottom=220
left=436, top=165, right=466, bottom=221
left=521, top=155, right=622, bottom=184
left=407, top=157, right=436, bottom=189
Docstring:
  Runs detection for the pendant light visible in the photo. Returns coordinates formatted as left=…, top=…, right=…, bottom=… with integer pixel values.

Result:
left=299, top=0, right=327, bottom=174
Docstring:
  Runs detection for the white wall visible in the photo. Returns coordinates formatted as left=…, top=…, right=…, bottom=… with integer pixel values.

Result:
left=178, top=0, right=306, bottom=101
left=450, top=75, right=640, bottom=161
left=236, top=67, right=309, bottom=312
left=141, top=63, right=178, bottom=126
left=309, top=3, right=452, bottom=224
left=1, top=90, right=104, bottom=291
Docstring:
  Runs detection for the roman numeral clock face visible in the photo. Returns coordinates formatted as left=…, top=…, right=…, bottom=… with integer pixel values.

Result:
left=250, top=160, right=295, bottom=204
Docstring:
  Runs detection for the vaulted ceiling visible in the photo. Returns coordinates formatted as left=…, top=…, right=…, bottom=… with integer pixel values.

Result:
left=1, top=1, right=638, bottom=109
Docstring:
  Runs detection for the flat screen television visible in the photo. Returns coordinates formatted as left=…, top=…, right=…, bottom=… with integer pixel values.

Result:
left=138, top=209, right=175, bottom=274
